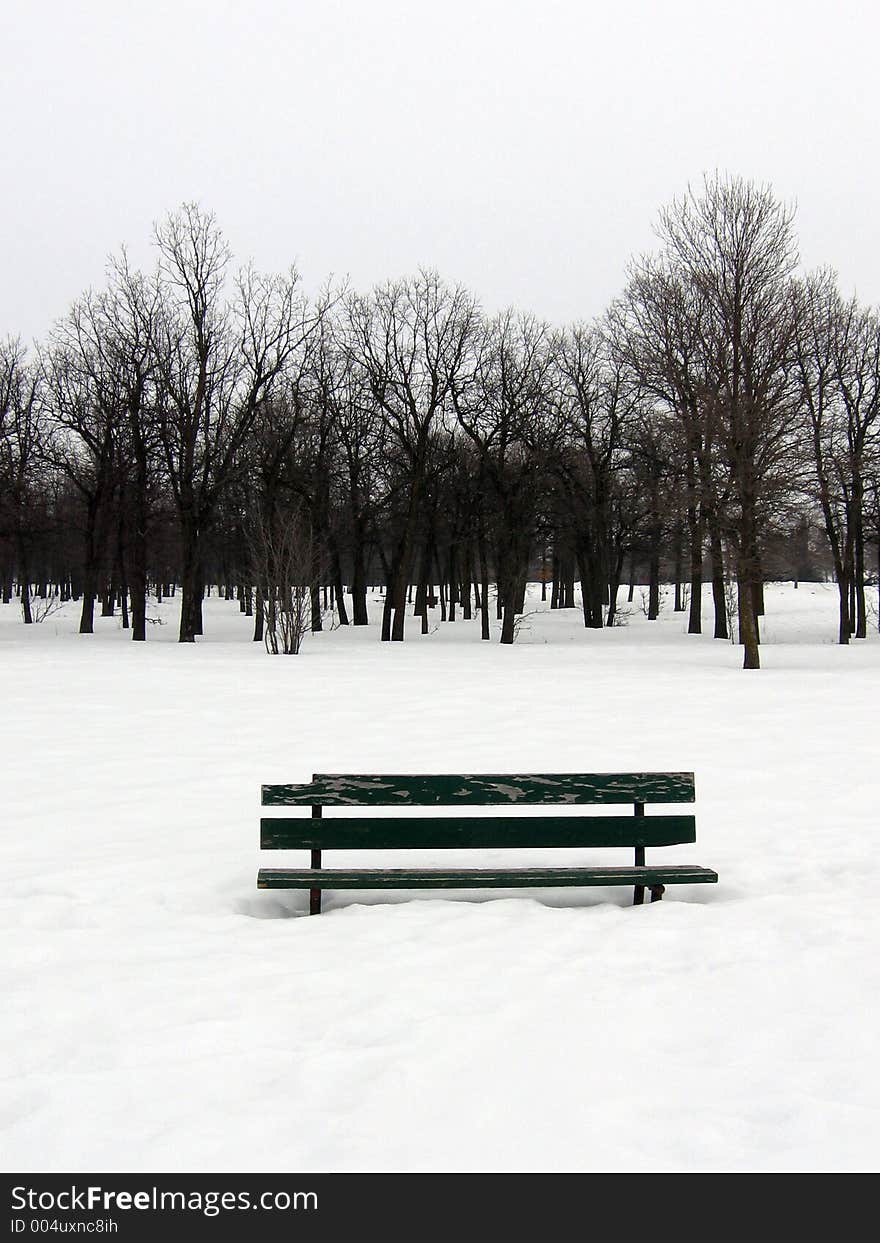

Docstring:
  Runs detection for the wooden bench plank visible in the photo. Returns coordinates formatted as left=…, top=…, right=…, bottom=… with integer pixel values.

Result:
left=257, top=865, right=718, bottom=889
left=262, top=772, right=696, bottom=807
left=260, top=814, right=697, bottom=850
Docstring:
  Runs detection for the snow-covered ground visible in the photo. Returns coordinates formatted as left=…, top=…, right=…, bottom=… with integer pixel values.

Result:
left=2, top=582, right=879, bottom=1172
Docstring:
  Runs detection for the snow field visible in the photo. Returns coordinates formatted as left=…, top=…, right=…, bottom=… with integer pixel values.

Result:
left=2, top=583, right=879, bottom=1171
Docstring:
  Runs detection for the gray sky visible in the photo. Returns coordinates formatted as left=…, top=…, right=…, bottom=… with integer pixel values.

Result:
left=4, top=0, right=878, bottom=342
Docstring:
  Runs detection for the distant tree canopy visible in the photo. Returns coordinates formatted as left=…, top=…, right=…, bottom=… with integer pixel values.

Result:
left=1, top=178, right=878, bottom=666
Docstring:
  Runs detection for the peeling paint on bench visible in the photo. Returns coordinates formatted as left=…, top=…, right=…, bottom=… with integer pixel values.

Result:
left=261, top=772, right=697, bottom=806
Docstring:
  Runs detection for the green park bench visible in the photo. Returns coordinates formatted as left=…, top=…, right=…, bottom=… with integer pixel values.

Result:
left=257, top=772, right=717, bottom=915
left=254, top=765, right=715, bottom=914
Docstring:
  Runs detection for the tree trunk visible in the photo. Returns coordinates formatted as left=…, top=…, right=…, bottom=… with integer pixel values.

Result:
left=686, top=457, right=702, bottom=633
left=17, top=532, right=32, bottom=624
left=351, top=530, right=369, bottom=625
left=735, top=479, right=761, bottom=667
left=500, top=543, right=528, bottom=645
left=708, top=522, right=728, bottom=640
left=377, top=544, right=394, bottom=641
left=388, top=481, right=426, bottom=642
left=331, top=546, right=349, bottom=626
left=854, top=485, right=867, bottom=638
left=253, top=587, right=265, bottom=643
left=478, top=532, right=491, bottom=641
left=514, top=568, right=527, bottom=615
left=79, top=496, right=105, bottom=635
left=461, top=551, right=472, bottom=620
left=576, top=549, right=592, bottom=627
left=606, top=546, right=625, bottom=628
left=310, top=583, right=322, bottom=634
left=561, top=554, right=576, bottom=608
left=499, top=555, right=518, bottom=644
left=500, top=600, right=516, bottom=644
left=448, top=545, right=457, bottom=622
left=178, top=515, right=202, bottom=643
left=672, top=516, right=684, bottom=612
left=381, top=587, right=393, bottom=641
left=737, top=566, right=760, bottom=669
left=647, top=556, right=660, bottom=620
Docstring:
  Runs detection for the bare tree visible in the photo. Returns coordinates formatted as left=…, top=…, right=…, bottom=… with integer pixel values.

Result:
left=149, top=203, right=318, bottom=642
left=793, top=271, right=855, bottom=643
left=336, top=370, right=386, bottom=626
left=832, top=298, right=880, bottom=638
left=316, top=320, right=386, bottom=626
left=552, top=324, right=635, bottom=628
left=104, top=253, right=161, bottom=641
left=348, top=271, right=478, bottom=641
left=249, top=498, right=321, bottom=654
left=43, top=301, right=126, bottom=635
left=452, top=312, right=552, bottom=643
left=611, top=259, right=729, bottom=637
left=658, top=175, right=800, bottom=668
left=0, top=340, right=45, bottom=622
left=46, top=263, right=159, bottom=640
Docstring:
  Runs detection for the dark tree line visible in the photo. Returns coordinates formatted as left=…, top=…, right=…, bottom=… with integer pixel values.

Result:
left=1, top=179, right=878, bottom=667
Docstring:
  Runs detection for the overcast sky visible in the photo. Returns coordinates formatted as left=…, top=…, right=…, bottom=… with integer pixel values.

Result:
left=3, top=0, right=878, bottom=342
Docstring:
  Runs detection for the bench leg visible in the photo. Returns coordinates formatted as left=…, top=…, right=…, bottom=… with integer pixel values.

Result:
left=309, top=836, right=322, bottom=915
left=634, top=836, right=645, bottom=905
left=650, top=884, right=665, bottom=903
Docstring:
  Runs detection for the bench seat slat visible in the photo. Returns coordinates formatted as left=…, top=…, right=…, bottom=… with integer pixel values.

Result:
left=261, top=814, right=696, bottom=850
left=257, top=866, right=718, bottom=890
left=262, top=772, right=695, bottom=807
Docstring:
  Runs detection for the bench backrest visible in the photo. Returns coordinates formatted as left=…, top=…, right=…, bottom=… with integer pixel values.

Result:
left=261, top=772, right=696, bottom=850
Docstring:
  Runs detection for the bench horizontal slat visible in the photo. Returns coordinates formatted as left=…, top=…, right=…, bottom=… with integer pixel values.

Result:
left=260, top=814, right=697, bottom=850
left=262, top=772, right=696, bottom=806
left=257, top=865, right=718, bottom=889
